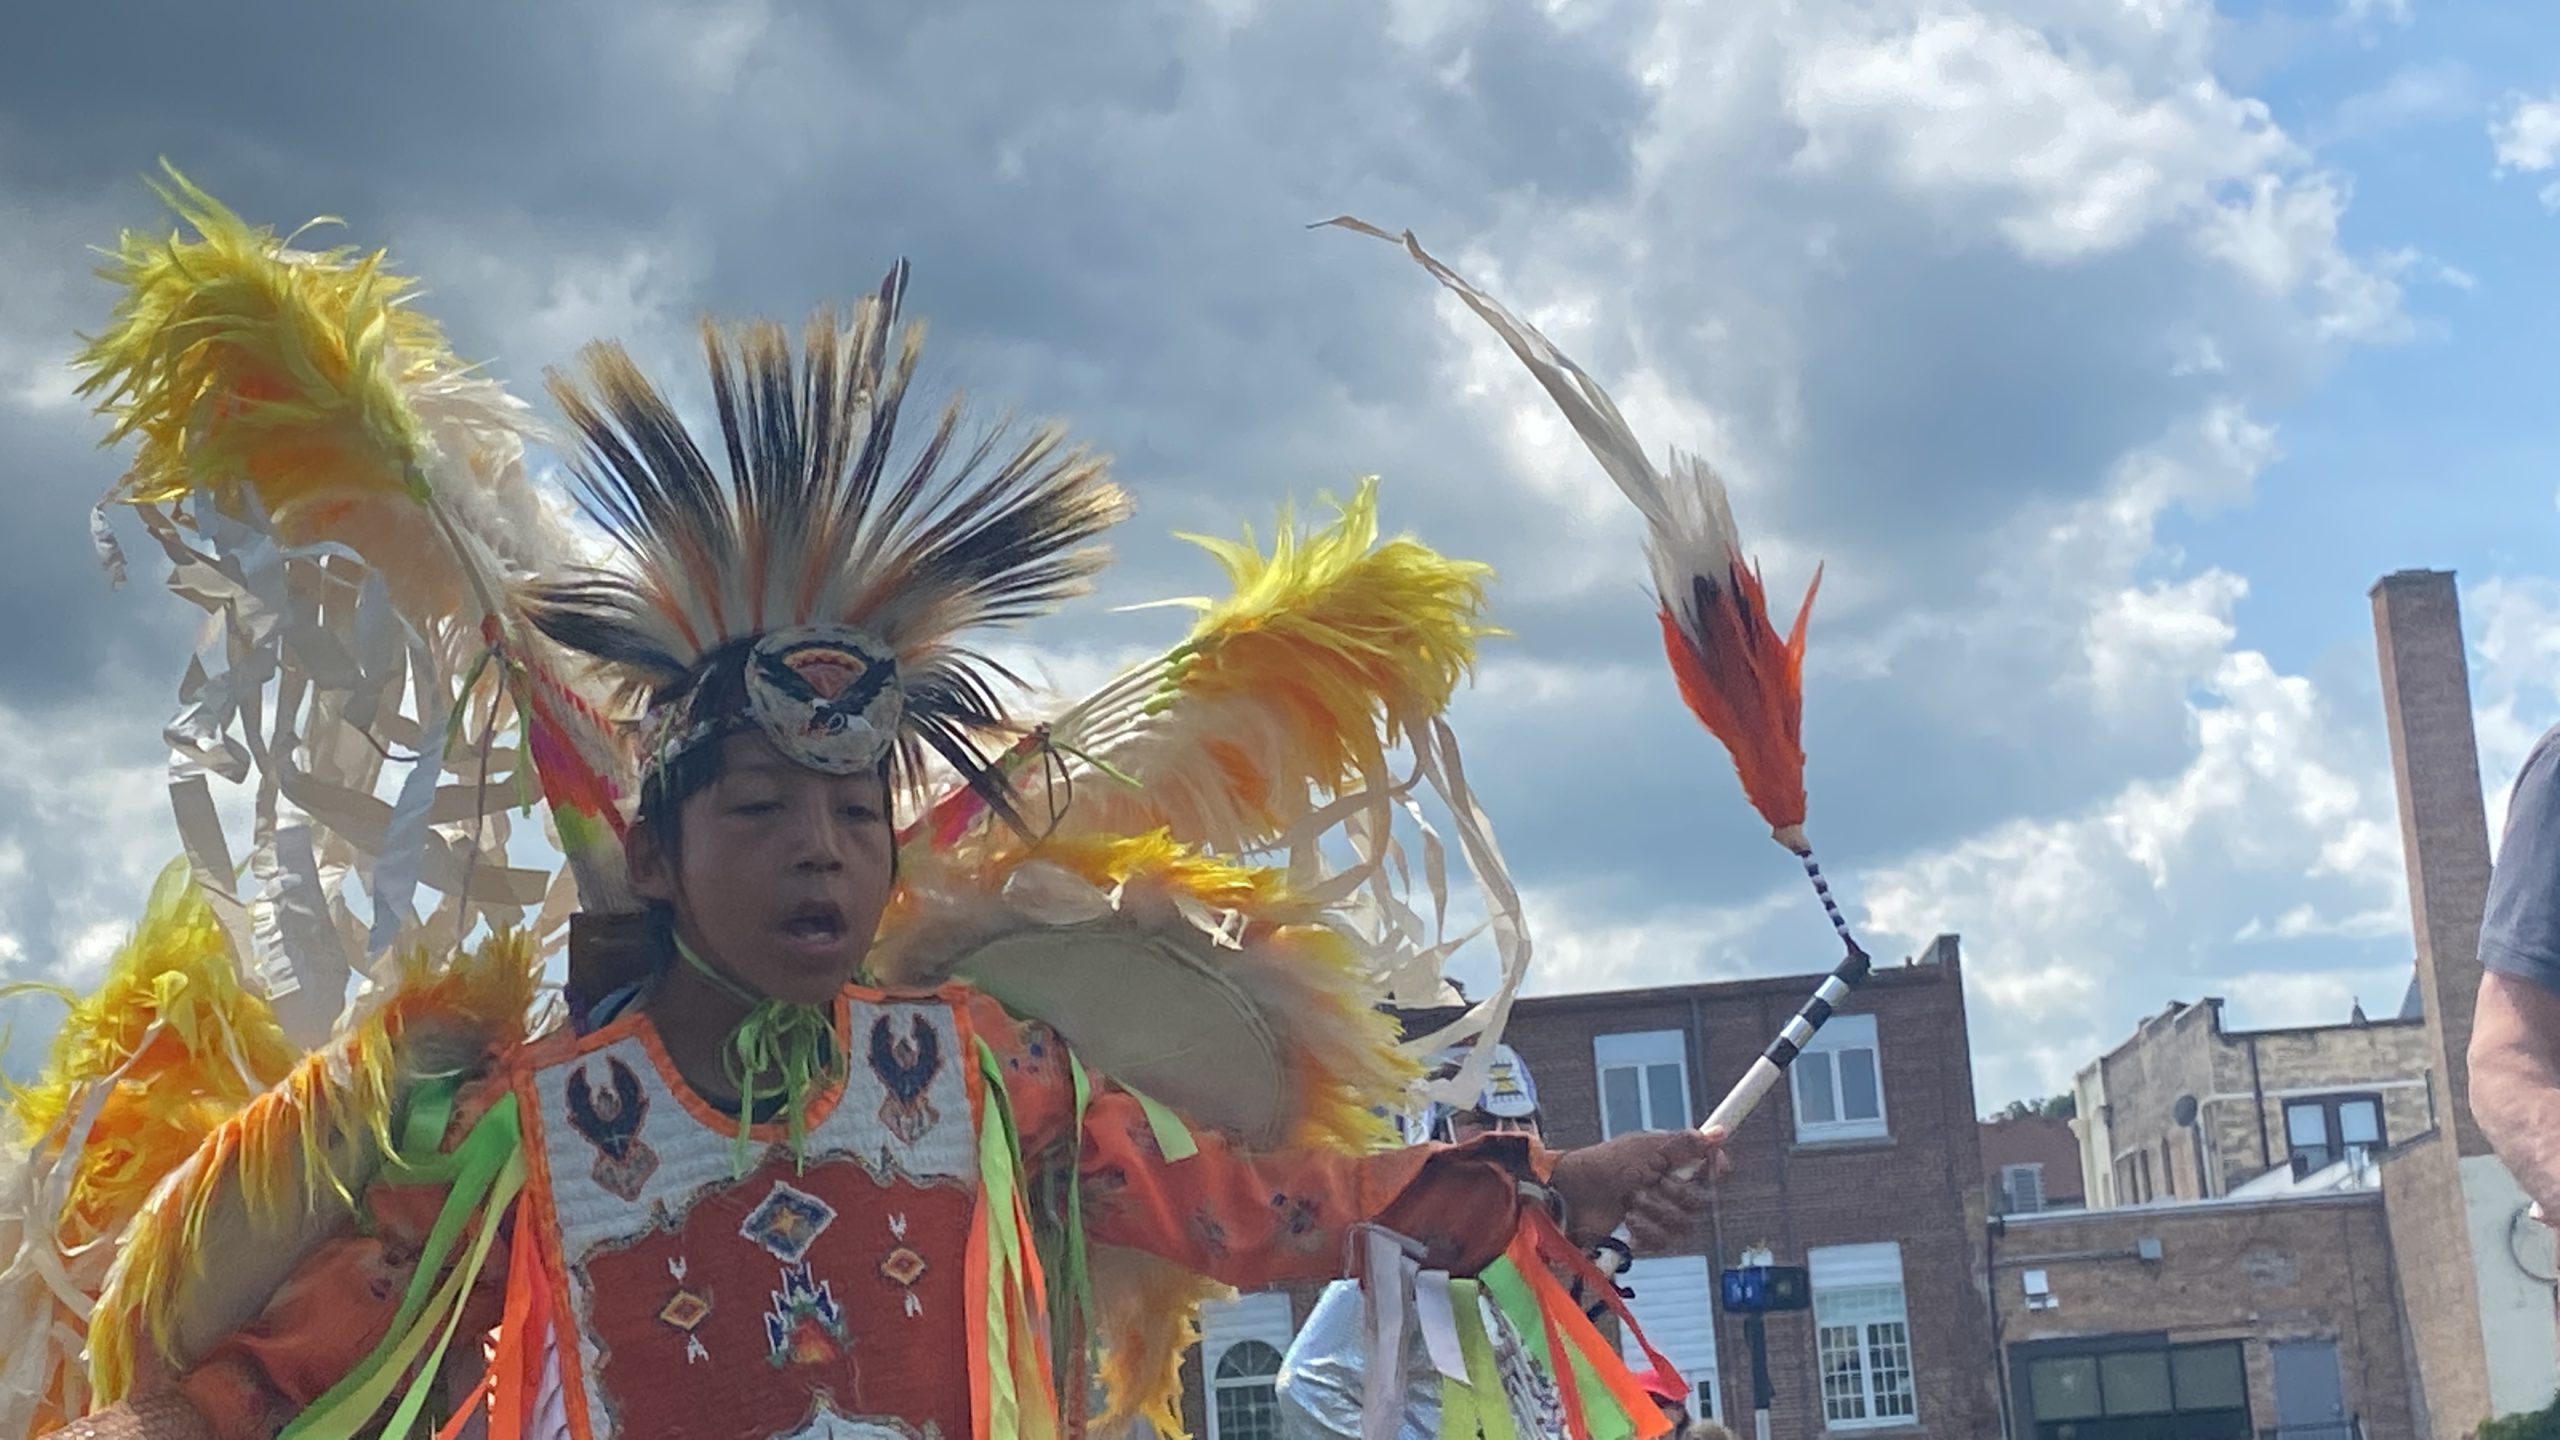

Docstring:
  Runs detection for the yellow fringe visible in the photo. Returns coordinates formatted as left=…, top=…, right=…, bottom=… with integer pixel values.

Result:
left=1088, top=1248, right=1230, bottom=1437
left=88, top=927, right=542, bottom=1402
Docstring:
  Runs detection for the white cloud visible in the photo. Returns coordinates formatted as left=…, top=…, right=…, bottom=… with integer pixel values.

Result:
left=1851, top=408, right=2410, bottom=1101
left=1517, top=880, right=1806, bottom=996
left=2322, top=61, right=2474, bottom=145
left=1470, top=657, right=1652, bottom=711
left=2492, top=93, right=2560, bottom=171
left=2491, top=93, right=2560, bottom=210
left=2235, top=903, right=2403, bottom=943
left=1783, top=8, right=2294, bottom=263
left=0, top=677, right=236, bottom=1078
left=2215, top=962, right=2417, bottom=1030
left=2194, top=173, right=2409, bottom=342
left=401, top=228, right=711, bottom=395
left=2459, top=576, right=2560, bottom=848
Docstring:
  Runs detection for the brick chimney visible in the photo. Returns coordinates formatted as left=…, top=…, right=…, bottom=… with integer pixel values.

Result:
left=2369, top=569, right=2494, bottom=1158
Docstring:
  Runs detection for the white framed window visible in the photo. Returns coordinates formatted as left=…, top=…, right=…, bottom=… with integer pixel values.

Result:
left=1999, top=1163, right=2046, bottom=1215
left=1202, top=1293, right=1294, bottom=1440
left=1595, top=1030, right=1692, bottom=1138
left=1211, top=1341, right=1284, bottom=1440
left=1808, top=1243, right=1918, bottom=1430
left=1792, top=1013, right=1887, bottom=1143
left=1618, top=1255, right=1721, bottom=1425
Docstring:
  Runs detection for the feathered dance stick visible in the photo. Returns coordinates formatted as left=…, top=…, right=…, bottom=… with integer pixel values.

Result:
left=1325, top=218, right=1873, bottom=1156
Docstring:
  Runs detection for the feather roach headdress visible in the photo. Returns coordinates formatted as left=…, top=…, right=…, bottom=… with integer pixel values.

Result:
left=521, top=268, right=1133, bottom=828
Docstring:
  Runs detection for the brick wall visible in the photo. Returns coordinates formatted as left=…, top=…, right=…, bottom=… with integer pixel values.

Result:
left=1180, top=942, right=2002, bottom=1439
left=1982, top=1116, right=2085, bottom=1210
left=2371, top=568, right=2508, bottom=1436
left=2381, top=1138, right=2493, bottom=1437
left=1991, top=1194, right=2417, bottom=1439
left=2371, top=569, right=2494, bottom=1160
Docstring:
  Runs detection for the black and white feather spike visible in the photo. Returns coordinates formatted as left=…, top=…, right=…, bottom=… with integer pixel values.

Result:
left=521, top=262, right=1133, bottom=832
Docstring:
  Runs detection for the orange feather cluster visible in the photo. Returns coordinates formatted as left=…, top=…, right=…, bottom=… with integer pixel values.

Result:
left=1660, top=558, right=1824, bottom=853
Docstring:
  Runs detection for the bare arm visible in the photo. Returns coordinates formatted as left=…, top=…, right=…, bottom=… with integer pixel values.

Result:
left=2471, top=971, right=2560, bottom=1215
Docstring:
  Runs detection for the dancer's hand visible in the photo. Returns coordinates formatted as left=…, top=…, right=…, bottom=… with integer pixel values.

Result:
left=1550, top=1127, right=1729, bottom=1251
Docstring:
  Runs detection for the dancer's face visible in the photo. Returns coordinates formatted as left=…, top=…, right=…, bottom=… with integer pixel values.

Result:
left=630, top=734, right=897, bottom=1006
left=1448, top=1111, right=1542, bottom=1144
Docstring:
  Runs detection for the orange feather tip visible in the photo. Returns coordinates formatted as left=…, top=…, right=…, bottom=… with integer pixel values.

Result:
left=1658, top=553, right=1823, bottom=842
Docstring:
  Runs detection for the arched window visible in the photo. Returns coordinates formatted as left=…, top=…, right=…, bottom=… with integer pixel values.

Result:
left=1210, top=1339, right=1284, bottom=1440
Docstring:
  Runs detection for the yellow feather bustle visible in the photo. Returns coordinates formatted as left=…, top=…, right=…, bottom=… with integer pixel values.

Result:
left=0, top=860, right=296, bottom=1435
left=6, top=860, right=296, bottom=1251
left=87, top=927, right=545, bottom=1404
left=1041, top=476, right=1498, bottom=852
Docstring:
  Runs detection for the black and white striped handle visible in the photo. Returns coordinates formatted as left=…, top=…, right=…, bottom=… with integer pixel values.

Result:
left=1692, top=941, right=1872, bottom=1146
left=1589, top=942, right=1873, bottom=1282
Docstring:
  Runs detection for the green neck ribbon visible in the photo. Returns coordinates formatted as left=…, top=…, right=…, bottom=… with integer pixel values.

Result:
left=673, top=934, right=839, bottom=1174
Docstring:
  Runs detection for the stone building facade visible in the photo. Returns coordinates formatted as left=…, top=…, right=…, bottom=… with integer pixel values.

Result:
left=2070, top=997, right=2430, bottom=1208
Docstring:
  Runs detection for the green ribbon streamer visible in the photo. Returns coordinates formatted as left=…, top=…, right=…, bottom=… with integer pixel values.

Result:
left=1125, top=1083, right=1199, bottom=1163
left=1039, top=1053, right=1100, bottom=1387
left=1453, top=1277, right=1518, bottom=1440
left=973, top=1036, right=1037, bottom=1438
left=673, top=934, right=838, bottom=1175
left=1443, top=1366, right=1485, bottom=1439
left=1480, top=1258, right=1639, bottom=1440
left=278, top=1083, right=524, bottom=1440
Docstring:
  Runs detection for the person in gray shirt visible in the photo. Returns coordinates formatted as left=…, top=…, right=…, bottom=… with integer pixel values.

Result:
left=2472, top=725, right=2560, bottom=1215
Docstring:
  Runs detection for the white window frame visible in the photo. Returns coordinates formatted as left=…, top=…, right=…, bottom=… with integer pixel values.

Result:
left=1617, top=1255, right=1723, bottom=1426
left=1594, top=1030, right=1693, bottom=1138
left=1808, top=1242, right=1919, bottom=1432
left=1792, top=1013, right=1888, bottom=1143
left=2000, top=1162, right=2046, bottom=1214
left=1201, top=1293, right=1295, bottom=1440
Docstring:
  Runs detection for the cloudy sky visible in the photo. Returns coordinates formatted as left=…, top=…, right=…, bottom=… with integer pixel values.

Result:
left=4, top=0, right=2558, bottom=1110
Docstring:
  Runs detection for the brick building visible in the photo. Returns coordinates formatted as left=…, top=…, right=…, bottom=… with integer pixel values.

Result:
left=1989, top=1188, right=2416, bottom=1440
left=1982, top=1115, right=2085, bottom=1216
left=1992, top=571, right=2560, bottom=1440
left=2067, top=994, right=2430, bottom=1208
left=1176, top=937, right=2003, bottom=1440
